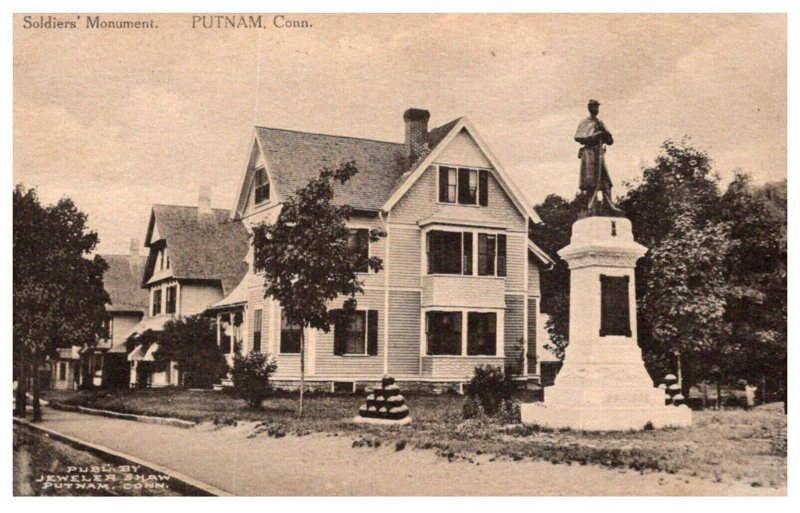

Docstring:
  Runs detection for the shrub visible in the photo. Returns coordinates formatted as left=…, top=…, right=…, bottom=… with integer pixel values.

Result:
left=231, top=352, right=278, bottom=409
left=495, top=399, right=521, bottom=425
left=465, top=364, right=515, bottom=416
left=462, top=396, right=484, bottom=419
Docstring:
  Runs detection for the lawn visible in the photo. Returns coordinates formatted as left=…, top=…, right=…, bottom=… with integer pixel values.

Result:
left=42, top=388, right=787, bottom=489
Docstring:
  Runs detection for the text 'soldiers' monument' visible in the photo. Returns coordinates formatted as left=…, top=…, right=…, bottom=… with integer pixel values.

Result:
left=520, top=100, right=692, bottom=430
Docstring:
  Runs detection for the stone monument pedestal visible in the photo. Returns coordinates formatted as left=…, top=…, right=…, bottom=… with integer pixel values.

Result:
left=521, top=216, right=691, bottom=431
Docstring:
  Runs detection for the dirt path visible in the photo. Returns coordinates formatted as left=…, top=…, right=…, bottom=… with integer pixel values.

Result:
left=28, top=408, right=784, bottom=496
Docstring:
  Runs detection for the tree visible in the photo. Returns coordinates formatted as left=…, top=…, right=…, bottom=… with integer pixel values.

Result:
left=13, top=185, right=109, bottom=421
left=160, top=315, right=229, bottom=388
left=125, top=316, right=228, bottom=388
left=530, top=192, right=589, bottom=360
left=252, top=162, right=385, bottom=416
left=532, top=140, right=786, bottom=405
left=717, top=174, right=786, bottom=401
left=231, top=352, right=278, bottom=409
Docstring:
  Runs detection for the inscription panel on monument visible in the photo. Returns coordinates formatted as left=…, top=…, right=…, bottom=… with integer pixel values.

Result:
left=599, top=274, right=631, bottom=337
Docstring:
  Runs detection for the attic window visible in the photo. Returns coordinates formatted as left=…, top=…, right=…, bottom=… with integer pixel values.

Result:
left=254, top=168, right=270, bottom=204
left=438, top=166, right=489, bottom=206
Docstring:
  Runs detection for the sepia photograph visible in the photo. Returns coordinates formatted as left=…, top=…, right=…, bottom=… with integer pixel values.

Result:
left=10, top=6, right=789, bottom=500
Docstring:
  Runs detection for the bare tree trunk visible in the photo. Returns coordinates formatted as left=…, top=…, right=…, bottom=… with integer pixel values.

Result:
left=14, top=355, right=28, bottom=418
left=32, top=352, right=42, bottom=422
left=299, top=330, right=305, bottom=418
left=716, top=380, right=722, bottom=410
left=701, top=381, right=708, bottom=410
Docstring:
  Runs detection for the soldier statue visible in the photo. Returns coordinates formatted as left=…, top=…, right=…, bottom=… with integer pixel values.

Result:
left=574, top=99, right=623, bottom=215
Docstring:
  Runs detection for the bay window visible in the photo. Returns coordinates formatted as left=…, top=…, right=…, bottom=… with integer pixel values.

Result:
left=426, top=311, right=462, bottom=355
left=427, top=230, right=507, bottom=276
left=426, top=310, right=499, bottom=356
left=467, top=312, right=497, bottom=355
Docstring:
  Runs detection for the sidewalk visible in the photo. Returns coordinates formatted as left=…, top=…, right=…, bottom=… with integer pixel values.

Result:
left=28, top=407, right=784, bottom=496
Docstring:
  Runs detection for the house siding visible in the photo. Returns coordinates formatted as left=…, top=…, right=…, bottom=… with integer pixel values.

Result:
left=505, top=233, right=526, bottom=292
left=504, top=295, right=525, bottom=375
left=527, top=297, right=538, bottom=373
left=387, top=290, right=422, bottom=377
left=110, top=313, right=142, bottom=350
left=313, top=290, right=385, bottom=378
left=388, top=225, right=421, bottom=289
left=528, top=255, right=542, bottom=296
left=391, top=165, right=527, bottom=233
left=180, top=283, right=224, bottom=316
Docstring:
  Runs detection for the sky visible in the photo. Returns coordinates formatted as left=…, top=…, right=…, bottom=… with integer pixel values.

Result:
left=13, top=13, right=787, bottom=254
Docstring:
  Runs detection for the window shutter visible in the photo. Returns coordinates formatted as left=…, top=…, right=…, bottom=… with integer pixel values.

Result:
left=479, top=170, right=489, bottom=206
left=332, top=309, right=345, bottom=355
left=438, top=167, right=449, bottom=202
left=367, top=310, right=378, bottom=356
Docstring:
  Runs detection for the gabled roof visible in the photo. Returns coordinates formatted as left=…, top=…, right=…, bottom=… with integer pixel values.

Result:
left=382, top=117, right=543, bottom=224
left=246, top=127, right=409, bottom=213
left=233, top=113, right=544, bottom=227
left=143, top=205, right=249, bottom=295
left=101, top=254, right=149, bottom=313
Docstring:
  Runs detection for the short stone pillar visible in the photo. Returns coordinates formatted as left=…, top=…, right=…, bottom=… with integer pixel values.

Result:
left=521, top=216, right=691, bottom=430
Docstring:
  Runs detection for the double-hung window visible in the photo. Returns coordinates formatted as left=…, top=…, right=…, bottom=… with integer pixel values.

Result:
left=280, top=310, right=302, bottom=354
left=252, top=309, right=263, bottom=352
left=348, top=228, right=370, bottom=274
left=438, top=166, right=490, bottom=206
left=333, top=309, right=378, bottom=356
left=165, top=285, right=177, bottom=314
left=152, top=289, right=162, bottom=316
left=427, top=230, right=464, bottom=274
left=254, top=168, right=270, bottom=204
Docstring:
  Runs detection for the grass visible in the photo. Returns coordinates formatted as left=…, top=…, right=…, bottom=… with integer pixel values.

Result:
left=13, top=424, right=180, bottom=496
left=42, top=388, right=787, bottom=488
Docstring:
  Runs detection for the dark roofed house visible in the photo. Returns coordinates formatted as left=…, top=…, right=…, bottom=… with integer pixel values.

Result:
left=215, top=108, right=554, bottom=390
left=52, top=241, right=149, bottom=390
left=128, top=188, right=249, bottom=388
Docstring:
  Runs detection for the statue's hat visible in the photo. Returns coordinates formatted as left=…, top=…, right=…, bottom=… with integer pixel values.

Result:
left=588, top=99, right=601, bottom=106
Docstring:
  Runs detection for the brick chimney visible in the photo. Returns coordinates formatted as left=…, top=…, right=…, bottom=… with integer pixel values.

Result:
left=404, top=108, right=430, bottom=161
left=198, top=185, right=212, bottom=217
left=128, top=238, right=141, bottom=274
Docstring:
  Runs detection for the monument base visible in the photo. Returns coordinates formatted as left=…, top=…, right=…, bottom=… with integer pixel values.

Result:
left=520, top=215, right=692, bottom=431
left=520, top=401, right=691, bottom=431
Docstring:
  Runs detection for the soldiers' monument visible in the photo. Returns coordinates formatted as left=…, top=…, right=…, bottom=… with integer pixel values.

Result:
left=520, top=100, right=692, bottom=430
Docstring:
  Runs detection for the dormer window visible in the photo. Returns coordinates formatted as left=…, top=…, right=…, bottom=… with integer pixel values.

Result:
left=156, top=247, right=169, bottom=271
left=254, top=167, right=270, bottom=204
left=438, top=166, right=489, bottom=206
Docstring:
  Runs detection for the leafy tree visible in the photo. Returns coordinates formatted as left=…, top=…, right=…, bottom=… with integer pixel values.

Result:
left=125, top=316, right=229, bottom=388
left=717, top=174, right=786, bottom=400
left=530, top=192, right=588, bottom=359
left=231, top=352, right=278, bottom=409
left=532, top=140, right=786, bottom=406
left=160, top=315, right=229, bottom=388
left=252, top=162, right=385, bottom=416
left=13, top=185, right=109, bottom=420
left=641, top=212, right=734, bottom=392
